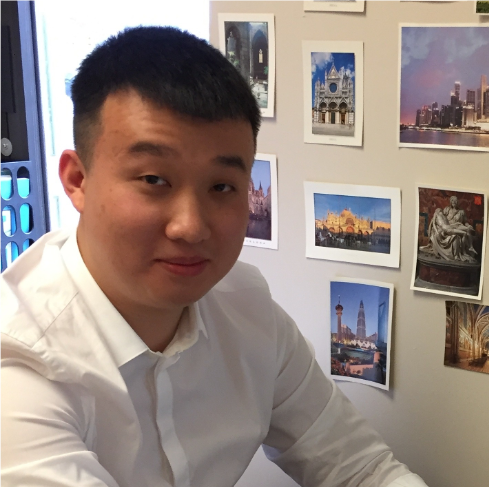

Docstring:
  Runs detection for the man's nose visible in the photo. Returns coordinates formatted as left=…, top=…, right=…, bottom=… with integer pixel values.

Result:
left=165, top=191, right=211, bottom=244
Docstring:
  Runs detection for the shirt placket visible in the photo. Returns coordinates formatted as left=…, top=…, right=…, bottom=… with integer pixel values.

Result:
left=154, top=355, right=191, bottom=487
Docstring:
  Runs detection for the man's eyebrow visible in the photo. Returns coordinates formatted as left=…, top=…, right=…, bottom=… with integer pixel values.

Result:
left=127, top=143, right=248, bottom=172
left=213, top=155, right=248, bottom=173
left=127, top=141, right=177, bottom=157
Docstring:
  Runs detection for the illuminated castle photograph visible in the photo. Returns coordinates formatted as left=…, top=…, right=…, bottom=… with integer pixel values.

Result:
left=330, top=280, right=392, bottom=388
left=246, top=159, right=272, bottom=241
left=314, top=194, right=391, bottom=253
left=311, top=51, right=355, bottom=136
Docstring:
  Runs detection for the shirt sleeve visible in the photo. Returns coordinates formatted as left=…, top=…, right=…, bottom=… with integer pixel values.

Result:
left=262, top=302, right=429, bottom=487
left=1, top=358, right=120, bottom=487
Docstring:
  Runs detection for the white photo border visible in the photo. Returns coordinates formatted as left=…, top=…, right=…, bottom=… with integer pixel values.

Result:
left=244, top=153, right=278, bottom=250
left=397, top=24, right=489, bottom=153
left=410, top=184, right=487, bottom=300
left=303, top=41, right=364, bottom=147
left=303, top=1, right=365, bottom=13
left=218, top=13, right=276, bottom=118
left=305, top=181, right=401, bottom=268
left=329, top=277, right=394, bottom=391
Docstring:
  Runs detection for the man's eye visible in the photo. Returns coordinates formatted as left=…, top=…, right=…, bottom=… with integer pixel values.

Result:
left=213, top=183, right=233, bottom=192
left=143, top=175, right=166, bottom=186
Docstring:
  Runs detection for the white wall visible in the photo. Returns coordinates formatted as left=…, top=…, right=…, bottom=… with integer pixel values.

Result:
left=210, top=2, right=489, bottom=487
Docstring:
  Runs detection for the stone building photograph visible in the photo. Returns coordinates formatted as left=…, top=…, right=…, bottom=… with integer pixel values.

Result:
left=246, top=159, right=272, bottom=241
left=224, top=20, right=269, bottom=109
left=445, top=301, right=489, bottom=375
left=314, top=194, right=391, bottom=253
left=311, top=51, right=355, bottom=136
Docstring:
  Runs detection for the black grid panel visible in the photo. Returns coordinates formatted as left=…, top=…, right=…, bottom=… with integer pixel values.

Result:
left=1, top=2, right=49, bottom=272
left=1, top=159, right=45, bottom=270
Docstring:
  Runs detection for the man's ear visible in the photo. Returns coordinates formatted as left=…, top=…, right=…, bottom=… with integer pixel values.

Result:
left=59, top=149, right=87, bottom=213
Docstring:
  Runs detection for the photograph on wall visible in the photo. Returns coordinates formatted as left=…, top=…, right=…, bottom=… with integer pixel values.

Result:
left=244, top=153, right=278, bottom=250
left=303, top=41, right=363, bottom=147
left=476, top=1, right=489, bottom=15
left=330, top=278, right=393, bottom=391
left=304, top=182, right=401, bottom=268
left=399, top=25, right=489, bottom=152
left=445, top=301, right=489, bottom=375
left=411, top=186, right=487, bottom=299
left=218, top=13, right=275, bottom=118
left=303, top=0, right=365, bottom=13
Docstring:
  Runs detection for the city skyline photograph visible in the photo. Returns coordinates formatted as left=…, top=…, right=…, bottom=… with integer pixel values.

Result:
left=330, top=278, right=393, bottom=390
left=399, top=25, right=489, bottom=151
left=330, top=280, right=390, bottom=340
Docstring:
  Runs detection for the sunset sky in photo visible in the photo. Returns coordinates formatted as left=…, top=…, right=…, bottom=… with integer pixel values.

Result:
left=400, top=26, right=489, bottom=124
left=314, top=194, right=391, bottom=223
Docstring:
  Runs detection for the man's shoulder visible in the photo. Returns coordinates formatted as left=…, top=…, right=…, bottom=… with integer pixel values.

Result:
left=1, top=229, right=123, bottom=384
left=1, top=229, right=77, bottom=349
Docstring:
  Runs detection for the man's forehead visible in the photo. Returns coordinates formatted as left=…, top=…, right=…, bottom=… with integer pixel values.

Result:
left=96, top=90, right=254, bottom=164
left=101, top=89, right=221, bottom=119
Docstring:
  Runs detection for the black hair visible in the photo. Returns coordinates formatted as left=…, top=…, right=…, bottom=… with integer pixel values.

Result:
left=71, top=25, right=261, bottom=165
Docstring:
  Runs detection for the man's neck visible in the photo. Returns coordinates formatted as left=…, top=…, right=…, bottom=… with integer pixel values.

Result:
left=112, top=301, right=185, bottom=353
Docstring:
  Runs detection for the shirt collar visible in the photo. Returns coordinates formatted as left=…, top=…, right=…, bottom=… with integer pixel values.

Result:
left=60, top=230, right=207, bottom=368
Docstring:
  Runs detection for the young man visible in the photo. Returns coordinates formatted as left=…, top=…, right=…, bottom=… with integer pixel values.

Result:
left=1, top=27, right=428, bottom=487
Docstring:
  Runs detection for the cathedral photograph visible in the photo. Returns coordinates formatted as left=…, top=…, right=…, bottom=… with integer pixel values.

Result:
left=305, top=182, right=401, bottom=268
left=330, top=279, right=393, bottom=390
left=246, top=158, right=272, bottom=241
left=314, top=193, right=392, bottom=253
left=310, top=51, right=356, bottom=136
left=303, top=41, right=363, bottom=147
left=444, top=301, right=489, bottom=375
left=218, top=14, right=276, bottom=117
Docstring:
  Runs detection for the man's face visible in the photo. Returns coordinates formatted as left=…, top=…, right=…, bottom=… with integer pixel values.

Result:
left=75, top=90, right=255, bottom=316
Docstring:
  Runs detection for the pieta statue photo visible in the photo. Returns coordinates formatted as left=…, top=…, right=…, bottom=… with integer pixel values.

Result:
left=412, top=187, right=487, bottom=299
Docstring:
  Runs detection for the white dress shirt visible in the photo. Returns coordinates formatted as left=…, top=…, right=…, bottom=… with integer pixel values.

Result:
left=1, top=230, right=428, bottom=487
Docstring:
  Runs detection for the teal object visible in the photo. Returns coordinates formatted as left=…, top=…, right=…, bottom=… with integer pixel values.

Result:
left=17, top=178, right=30, bottom=198
left=1, top=176, right=13, bottom=199
left=20, top=204, right=32, bottom=233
